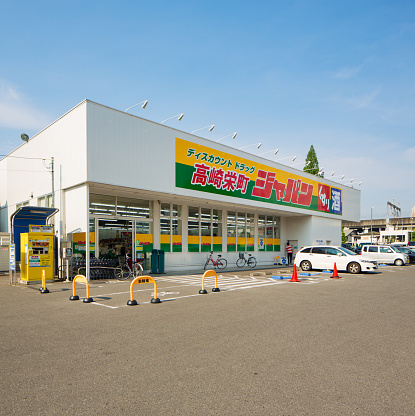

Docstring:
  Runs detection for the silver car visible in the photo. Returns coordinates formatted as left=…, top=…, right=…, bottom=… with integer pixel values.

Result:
left=360, top=245, right=408, bottom=266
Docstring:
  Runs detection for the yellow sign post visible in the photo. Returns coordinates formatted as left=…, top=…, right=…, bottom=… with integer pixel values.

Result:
left=127, top=275, right=161, bottom=306
left=199, top=270, right=220, bottom=294
left=69, top=274, right=93, bottom=303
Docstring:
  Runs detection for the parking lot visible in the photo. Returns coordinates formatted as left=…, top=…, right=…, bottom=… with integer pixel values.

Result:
left=1, top=265, right=414, bottom=415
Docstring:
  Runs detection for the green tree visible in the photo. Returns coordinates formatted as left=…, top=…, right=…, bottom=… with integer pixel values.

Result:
left=341, top=227, right=347, bottom=244
left=304, top=145, right=324, bottom=177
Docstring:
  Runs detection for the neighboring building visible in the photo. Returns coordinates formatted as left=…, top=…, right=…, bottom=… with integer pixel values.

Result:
left=344, top=217, right=414, bottom=246
left=0, top=100, right=360, bottom=273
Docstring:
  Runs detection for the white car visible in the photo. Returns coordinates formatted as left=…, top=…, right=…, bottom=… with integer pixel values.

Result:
left=294, top=245, right=378, bottom=274
left=359, top=245, right=408, bottom=266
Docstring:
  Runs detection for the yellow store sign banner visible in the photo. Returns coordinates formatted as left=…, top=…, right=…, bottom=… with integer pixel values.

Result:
left=175, top=138, right=342, bottom=215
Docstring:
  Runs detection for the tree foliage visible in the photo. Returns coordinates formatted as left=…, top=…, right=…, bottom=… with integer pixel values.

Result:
left=342, top=227, right=347, bottom=244
left=304, top=145, right=324, bottom=177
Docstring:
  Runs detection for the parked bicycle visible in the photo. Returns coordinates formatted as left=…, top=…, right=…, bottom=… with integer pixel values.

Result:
left=236, top=252, right=257, bottom=268
left=204, top=251, right=227, bottom=270
left=115, top=255, right=144, bottom=280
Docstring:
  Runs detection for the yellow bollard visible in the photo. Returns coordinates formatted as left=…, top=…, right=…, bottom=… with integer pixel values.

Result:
left=127, top=275, right=161, bottom=306
left=39, top=269, right=49, bottom=294
left=69, top=274, right=93, bottom=303
left=274, top=256, right=280, bottom=265
left=199, top=270, right=220, bottom=294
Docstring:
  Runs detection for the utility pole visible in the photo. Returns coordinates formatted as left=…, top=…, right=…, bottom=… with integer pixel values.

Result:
left=51, top=157, right=55, bottom=207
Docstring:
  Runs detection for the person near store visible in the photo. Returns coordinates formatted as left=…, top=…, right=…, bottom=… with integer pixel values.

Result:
left=286, top=241, right=293, bottom=264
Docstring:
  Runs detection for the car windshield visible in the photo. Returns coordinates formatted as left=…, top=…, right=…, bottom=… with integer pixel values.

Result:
left=390, top=246, right=402, bottom=253
left=396, top=247, right=410, bottom=253
left=338, top=247, right=357, bottom=256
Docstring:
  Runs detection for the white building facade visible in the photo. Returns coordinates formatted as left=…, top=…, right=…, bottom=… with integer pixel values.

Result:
left=0, top=100, right=361, bottom=272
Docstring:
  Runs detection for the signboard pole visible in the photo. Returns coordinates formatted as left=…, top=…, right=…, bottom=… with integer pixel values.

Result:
left=9, top=243, right=15, bottom=285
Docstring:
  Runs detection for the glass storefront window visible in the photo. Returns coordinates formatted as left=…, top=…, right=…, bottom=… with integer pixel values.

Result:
left=246, top=213, right=254, bottom=251
left=172, top=219, right=181, bottom=235
left=237, top=212, right=246, bottom=251
left=161, top=203, right=182, bottom=252
left=258, top=215, right=265, bottom=251
left=201, top=221, right=211, bottom=236
left=227, top=211, right=236, bottom=223
left=201, top=208, right=211, bottom=221
left=266, top=216, right=274, bottom=252
left=189, top=206, right=199, bottom=220
left=160, top=218, right=170, bottom=234
left=227, top=211, right=236, bottom=252
left=136, top=221, right=153, bottom=254
left=212, top=209, right=222, bottom=222
left=161, top=203, right=170, bottom=217
left=117, top=197, right=152, bottom=218
left=172, top=205, right=181, bottom=217
left=188, top=207, right=223, bottom=252
left=89, top=194, right=116, bottom=216
left=98, top=219, right=132, bottom=260
left=188, top=220, right=199, bottom=236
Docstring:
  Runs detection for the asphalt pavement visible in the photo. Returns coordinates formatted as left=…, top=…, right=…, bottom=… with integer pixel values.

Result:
left=1, top=265, right=414, bottom=415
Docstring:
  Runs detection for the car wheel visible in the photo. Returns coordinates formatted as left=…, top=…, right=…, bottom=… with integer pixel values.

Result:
left=394, top=259, right=404, bottom=266
left=348, top=262, right=361, bottom=274
left=300, top=260, right=312, bottom=271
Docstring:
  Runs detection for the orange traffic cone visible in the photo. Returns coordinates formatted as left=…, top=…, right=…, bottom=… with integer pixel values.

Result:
left=331, top=262, right=341, bottom=279
left=290, top=264, right=301, bottom=282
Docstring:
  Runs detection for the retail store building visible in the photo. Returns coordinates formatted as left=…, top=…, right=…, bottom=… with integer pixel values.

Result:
left=0, top=100, right=360, bottom=273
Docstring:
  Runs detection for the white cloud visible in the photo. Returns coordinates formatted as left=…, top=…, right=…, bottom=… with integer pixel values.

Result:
left=345, top=88, right=382, bottom=109
left=332, top=64, right=364, bottom=80
left=0, top=80, right=50, bottom=130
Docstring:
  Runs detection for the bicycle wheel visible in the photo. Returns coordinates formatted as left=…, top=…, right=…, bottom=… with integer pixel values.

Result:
left=217, top=258, right=227, bottom=269
left=115, top=267, right=130, bottom=280
left=236, top=258, right=245, bottom=268
left=204, top=259, right=210, bottom=270
left=247, top=257, right=257, bottom=268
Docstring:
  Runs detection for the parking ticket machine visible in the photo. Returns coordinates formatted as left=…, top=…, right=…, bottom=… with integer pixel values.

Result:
left=20, top=225, right=54, bottom=283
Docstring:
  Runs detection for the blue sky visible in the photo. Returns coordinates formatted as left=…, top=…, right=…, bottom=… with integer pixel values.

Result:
left=1, top=0, right=414, bottom=218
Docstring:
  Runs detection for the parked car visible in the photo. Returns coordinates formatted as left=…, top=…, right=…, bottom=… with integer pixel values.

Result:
left=394, top=246, right=415, bottom=264
left=356, top=242, right=374, bottom=252
left=407, top=241, right=415, bottom=248
left=294, top=246, right=378, bottom=274
left=360, top=244, right=408, bottom=266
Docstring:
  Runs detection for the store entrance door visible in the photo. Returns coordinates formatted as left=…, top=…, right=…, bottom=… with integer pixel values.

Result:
left=97, top=219, right=133, bottom=261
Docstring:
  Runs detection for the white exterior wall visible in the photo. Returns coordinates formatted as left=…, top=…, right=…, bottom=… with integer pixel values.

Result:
left=64, top=184, right=89, bottom=235
left=0, top=101, right=88, bottom=232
